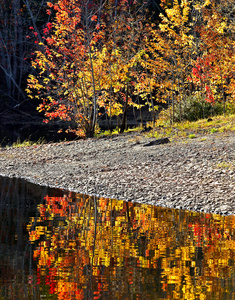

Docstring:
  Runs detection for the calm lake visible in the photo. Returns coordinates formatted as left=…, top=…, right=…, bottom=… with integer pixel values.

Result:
left=0, top=176, right=235, bottom=299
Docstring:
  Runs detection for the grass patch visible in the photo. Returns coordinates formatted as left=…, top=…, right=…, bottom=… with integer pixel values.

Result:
left=95, top=126, right=143, bottom=138
left=154, top=113, right=235, bottom=141
left=200, top=137, right=207, bottom=141
left=8, top=137, right=46, bottom=148
left=94, top=114, right=235, bottom=141
left=210, top=128, right=218, bottom=133
left=216, top=162, right=234, bottom=170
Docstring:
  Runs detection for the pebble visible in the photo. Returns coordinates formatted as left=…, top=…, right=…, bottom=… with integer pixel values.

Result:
left=0, top=131, right=234, bottom=216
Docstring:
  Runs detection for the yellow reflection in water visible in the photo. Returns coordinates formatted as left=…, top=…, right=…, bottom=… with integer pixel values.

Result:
left=27, top=192, right=235, bottom=300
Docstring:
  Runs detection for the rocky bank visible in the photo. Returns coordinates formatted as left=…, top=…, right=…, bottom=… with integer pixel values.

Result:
left=0, top=131, right=234, bottom=215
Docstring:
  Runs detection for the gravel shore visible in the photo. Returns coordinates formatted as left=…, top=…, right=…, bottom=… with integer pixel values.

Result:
left=0, top=131, right=234, bottom=215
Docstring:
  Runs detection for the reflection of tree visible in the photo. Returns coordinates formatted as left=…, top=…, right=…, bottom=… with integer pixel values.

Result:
left=28, top=192, right=235, bottom=299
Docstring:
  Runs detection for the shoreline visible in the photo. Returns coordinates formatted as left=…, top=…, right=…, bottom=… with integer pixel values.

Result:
left=0, top=130, right=234, bottom=215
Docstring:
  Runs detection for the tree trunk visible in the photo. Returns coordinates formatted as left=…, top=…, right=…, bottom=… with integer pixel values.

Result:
left=119, top=85, right=129, bottom=134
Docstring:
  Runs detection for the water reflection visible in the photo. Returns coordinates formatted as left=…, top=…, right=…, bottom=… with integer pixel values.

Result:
left=0, top=177, right=235, bottom=299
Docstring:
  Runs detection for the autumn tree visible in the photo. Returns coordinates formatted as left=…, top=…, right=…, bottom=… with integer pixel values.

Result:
left=96, top=1, right=152, bottom=133
left=26, top=0, right=108, bottom=137
left=193, top=0, right=235, bottom=114
left=144, top=0, right=195, bottom=123
left=144, top=0, right=235, bottom=123
left=26, top=0, right=152, bottom=136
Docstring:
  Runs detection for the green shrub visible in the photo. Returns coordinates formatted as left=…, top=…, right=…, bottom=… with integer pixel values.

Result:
left=210, top=128, right=218, bottom=133
left=225, top=101, right=235, bottom=114
left=159, top=95, right=235, bottom=123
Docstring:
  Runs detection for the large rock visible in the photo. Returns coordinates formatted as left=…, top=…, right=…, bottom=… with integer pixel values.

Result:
left=143, top=137, right=170, bottom=147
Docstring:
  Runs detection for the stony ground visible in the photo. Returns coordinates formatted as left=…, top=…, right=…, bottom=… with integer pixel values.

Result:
left=0, top=130, right=234, bottom=215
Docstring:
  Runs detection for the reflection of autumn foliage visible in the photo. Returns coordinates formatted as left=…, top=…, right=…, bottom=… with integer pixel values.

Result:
left=27, top=193, right=235, bottom=299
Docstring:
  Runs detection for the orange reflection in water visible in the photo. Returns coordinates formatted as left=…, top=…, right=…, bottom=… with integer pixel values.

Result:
left=27, top=192, right=235, bottom=300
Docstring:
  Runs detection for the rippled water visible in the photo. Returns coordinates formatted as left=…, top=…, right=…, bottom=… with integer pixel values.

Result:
left=0, top=176, right=235, bottom=299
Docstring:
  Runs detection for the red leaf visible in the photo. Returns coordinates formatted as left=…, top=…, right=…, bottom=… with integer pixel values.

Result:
left=91, top=15, right=97, bottom=22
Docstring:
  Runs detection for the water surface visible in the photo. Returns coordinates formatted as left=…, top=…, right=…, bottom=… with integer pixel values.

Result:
left=0, top=176, right=235, bottom=299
